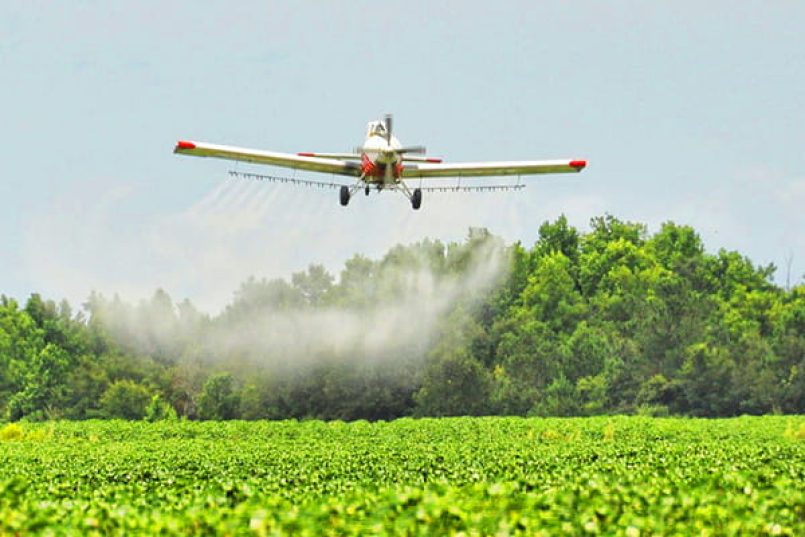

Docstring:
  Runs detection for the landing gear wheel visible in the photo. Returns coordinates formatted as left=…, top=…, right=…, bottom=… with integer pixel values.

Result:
left=365, top=186, right=370, bottom=196
left=340, top=185, right=350, bottom=206
left=411, top=188, right=422, bottom=210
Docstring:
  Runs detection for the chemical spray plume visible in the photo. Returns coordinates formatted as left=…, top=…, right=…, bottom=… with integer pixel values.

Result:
left=90, top=233, right=511, bottom=372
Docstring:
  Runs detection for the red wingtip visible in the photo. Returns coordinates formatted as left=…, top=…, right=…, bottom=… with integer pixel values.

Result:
left=425, top=158, right=443, bottom=163
left=176, top=140, right=196, bottom=150
left=569, top=159, right=587, bottom=169
left=297, top=152, right=316, bottom=157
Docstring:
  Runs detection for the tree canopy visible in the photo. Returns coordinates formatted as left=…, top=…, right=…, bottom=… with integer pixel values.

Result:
left=1, top=215, right=802, bottom=421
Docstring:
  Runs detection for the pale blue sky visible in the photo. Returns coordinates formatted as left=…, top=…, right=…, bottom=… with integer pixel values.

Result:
left=1, top=1, right=803, bottom=311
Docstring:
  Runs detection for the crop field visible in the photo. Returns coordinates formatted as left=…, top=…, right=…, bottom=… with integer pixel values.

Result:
left=0, top=417, right=803, bottom=535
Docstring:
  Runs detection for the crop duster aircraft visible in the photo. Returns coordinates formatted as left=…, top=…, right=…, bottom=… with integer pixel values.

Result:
left=174, top=115, right=587, bottom=210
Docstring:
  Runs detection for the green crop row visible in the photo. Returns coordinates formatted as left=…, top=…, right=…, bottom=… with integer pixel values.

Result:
left=1, top=416, right=803, bottom=535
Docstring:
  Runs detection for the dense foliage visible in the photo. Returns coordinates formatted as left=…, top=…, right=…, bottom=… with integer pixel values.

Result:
left=0, top=215, right=802, bottom=420
left=0, top=417, right=802, bottom=534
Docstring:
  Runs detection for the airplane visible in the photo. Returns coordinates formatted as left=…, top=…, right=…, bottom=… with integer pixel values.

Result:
left=174, top=115, right=587, bottom=210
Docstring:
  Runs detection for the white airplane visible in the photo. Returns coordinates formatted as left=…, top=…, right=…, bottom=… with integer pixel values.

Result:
left=174, top=115, right=586, bottom=210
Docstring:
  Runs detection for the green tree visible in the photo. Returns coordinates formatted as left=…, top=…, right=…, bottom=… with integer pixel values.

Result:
left=679, top=343, right=738, bottom=416
left=646, top=222, right=708, bottom=289
left=25, top=294, right=87, bottom=355
left=7, top=343, right=72, bottom=420
left=521, top=251, right=587, bottom=334
left=223, top=277, right=305, bottom=322
left=198, top=373, right=240, bottom=420
left=239, top=383, right=264, bottom=420
left=292, top=264, right=334, bottom=307
left=415, top=312, right=492, bottom=417
left=562, top=322, right=612, bottom=382
left=634, top=374, right=680, bottom=415
left=532, top=215, right=581, bottom=270
left=1, top=297, right=44, bottom=410
left=137, top=289, right=179, bottom=362
left=144, top=393, right=178, bottom=421
left=492, top=318, right=561, bottom=414
left=414, top=351, right=491, bottom=416
left=100, top=379, right=152, bottom=420
left=576, top=373, right=609, bottom=415
left=776, top=285, right=805, bottom=412
left=62, top=354, right=109, bottom=419
left=580, top=215, right=647, bottom=297
left=0, top=218, right=801, bottom=421
left=532, top=374, right=578, bottom=416
left=331, top=255, right=378, bottom=308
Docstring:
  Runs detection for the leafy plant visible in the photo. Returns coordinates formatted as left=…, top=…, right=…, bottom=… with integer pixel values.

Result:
left=0, top=416, right=801, bottom=535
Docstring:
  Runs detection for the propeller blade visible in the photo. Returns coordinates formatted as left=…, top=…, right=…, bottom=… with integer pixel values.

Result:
left=384, top=113, right=392, bottom=144
left=397, top=145, right=427, bottom=155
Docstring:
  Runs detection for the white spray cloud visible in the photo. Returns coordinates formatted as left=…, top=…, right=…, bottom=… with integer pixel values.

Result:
left=201, top=238, right=509, bottom=368
left=82, top=224, right=510, bottom=375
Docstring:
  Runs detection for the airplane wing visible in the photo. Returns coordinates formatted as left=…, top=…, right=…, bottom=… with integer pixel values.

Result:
left=296, top=152, right=360, bottom=160
left=401, top=159, right=586, bottom=178
left=174, top=141, right=362, bottom=177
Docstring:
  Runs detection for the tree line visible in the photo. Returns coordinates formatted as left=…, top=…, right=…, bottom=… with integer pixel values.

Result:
left=1, top=215, right=802, bottom=421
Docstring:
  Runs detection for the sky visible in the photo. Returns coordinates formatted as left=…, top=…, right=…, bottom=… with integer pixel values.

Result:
left=1, top=1, right=803, bottom=312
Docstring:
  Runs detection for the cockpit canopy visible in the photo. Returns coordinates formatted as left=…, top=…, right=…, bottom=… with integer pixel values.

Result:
left=366, top=121, right=387, bottom=138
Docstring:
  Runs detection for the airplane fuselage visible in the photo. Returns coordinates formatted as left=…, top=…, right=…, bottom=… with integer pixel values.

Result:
left=360, top=134, right=404, bottom=184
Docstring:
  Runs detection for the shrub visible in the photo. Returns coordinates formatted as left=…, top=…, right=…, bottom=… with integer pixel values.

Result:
left=100, top=380, right=152, bottom=420
left=144, top=394, right=178, bottom=422
left=0, top=422, right=24, bottom=441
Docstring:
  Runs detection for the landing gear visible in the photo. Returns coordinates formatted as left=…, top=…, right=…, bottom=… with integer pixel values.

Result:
left=411, top=188, right=422, bottom=210
left=341, top=181, right=422, bottom=209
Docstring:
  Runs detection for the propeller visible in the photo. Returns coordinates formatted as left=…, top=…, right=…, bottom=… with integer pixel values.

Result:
left=382, top=114, right=426, bottom=154
left=384, top=113, right=392, bottom=144
left=397, top=145, right=427, bottom=155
